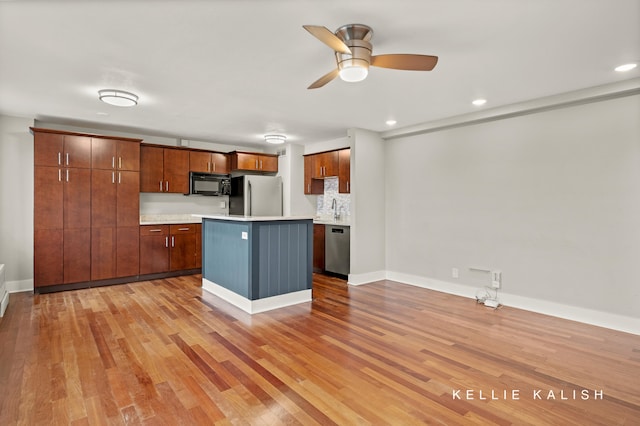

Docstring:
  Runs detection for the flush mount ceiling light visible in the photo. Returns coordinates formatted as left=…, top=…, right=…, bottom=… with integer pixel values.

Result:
left=98, top=89, right=138, bottom=107
left=385, top=119, right=397, bottom=126
left=472, top=98, right=487, bottom=106
left=264, top=134, right=287, bottom=144
left=615, top=63, right=637, bottom=72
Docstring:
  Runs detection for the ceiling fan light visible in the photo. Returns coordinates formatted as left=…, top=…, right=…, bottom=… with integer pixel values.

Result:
left=264, top=134, right=287, bottom=144
left=338, top=58, right=370, bottom=83
left=98, top=89, right=138, bottom=107
left=339, top=66, right=368, bottom=82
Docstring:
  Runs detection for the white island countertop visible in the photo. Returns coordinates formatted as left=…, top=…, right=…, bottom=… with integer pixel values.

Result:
left=193, top=214, right=315, bottom=222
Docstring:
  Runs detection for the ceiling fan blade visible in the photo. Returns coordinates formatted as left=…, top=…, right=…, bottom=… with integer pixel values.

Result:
left=307, top=69, right=340, bottom=89
left=371, top=54, right=438, bottom=71
left=303, top=25, right=352, bottom=54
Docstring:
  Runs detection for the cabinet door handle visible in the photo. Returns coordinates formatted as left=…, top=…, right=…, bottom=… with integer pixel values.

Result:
left=66, top=169, right=69, bottom=182
left=66, top=153, right=69, bottom=166
left=58, top=169, right=62, bottom=182
left=159, top=181, right=163, bottom=192
left=58, top=152, right=61, bottom=165
left=212, top=162, right=216, bottom=172
left=119, top=157, right=122, bottom=169
left=307, top=183, right=310, bottom=193
left=118, top=172, right=121, bottom=184
left=255, top=159, right=258, bottom=169
left=347, top=181, right=349, bottom=192
left=165, top=236, right=169, bottom=247
left=165, top=181, right=169, bottom=192
left=259, top=160, right=263, bottom=169
left=178, top=227, right=189, bottom=231
left=112, top=156, right=115, bottom=169
left=149, top=229, right=162, bottom=232
left=112, top=172, right=115, bottom=184
left=171, top=236, right=175, bottom=247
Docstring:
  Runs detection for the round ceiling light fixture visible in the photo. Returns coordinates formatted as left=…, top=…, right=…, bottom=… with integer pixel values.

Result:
left=472, top=98, right=487, bottom=106
left=264, top=134, right=287, bottom=144
left=98, top=89, right=139, bottom=107
left=614, top=63, right=637, bottom=72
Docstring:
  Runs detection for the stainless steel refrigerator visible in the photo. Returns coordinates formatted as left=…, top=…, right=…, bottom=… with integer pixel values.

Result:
left=229, top=175, right=283, bottom=216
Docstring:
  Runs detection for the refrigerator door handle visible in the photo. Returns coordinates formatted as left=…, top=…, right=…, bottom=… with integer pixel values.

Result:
left=248, top=180, right=252, bottom=216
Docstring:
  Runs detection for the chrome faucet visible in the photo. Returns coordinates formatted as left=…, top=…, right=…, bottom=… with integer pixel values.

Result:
left=331, top=198, right=339, bottom=221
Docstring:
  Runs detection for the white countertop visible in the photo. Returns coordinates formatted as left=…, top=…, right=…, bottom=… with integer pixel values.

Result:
left=140, top=214, right=202, bottom=225
left=194, top=214, right=314, bottom=222
left=313, top=218, right=351, bottom=226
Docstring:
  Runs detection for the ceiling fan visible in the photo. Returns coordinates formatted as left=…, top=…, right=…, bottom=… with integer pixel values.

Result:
left=303, top=24, right=438, bottom=89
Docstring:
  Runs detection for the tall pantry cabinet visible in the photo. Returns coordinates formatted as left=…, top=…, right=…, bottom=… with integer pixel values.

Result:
left=32, top=128, right=142, bottom=290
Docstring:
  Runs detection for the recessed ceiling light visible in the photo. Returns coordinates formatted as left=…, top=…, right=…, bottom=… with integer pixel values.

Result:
left=472, top=99, right=487, bottom=106
left=386, top=119, right=397, bottom=126
left=98, top=89, right=138, bottom=107
left=264, top=134, right=287, bottom=144
left=614, top=63, right=637, bottom=72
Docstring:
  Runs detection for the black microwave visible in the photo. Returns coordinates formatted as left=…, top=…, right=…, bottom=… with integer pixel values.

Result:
left=189, top=172, right=231, bottom=196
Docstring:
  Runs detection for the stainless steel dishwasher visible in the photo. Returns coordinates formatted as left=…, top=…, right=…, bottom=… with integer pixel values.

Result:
left=325, top=225, right=350, bottom=276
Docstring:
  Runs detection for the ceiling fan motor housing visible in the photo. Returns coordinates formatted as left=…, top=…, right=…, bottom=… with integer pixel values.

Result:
left=334, top=24, right=374, bottom=82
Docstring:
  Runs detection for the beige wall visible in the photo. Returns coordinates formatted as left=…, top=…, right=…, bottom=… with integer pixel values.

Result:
left=0, top=115, right=34, bottom=290
left=385, top=94, right=640, bottom=319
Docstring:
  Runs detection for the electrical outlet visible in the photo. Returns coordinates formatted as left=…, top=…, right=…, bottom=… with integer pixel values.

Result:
left=491, top=270, right=502, bottom=289
left=241, top=232, right=248, bottom=240
left=452, top=267, right=459, bottom=279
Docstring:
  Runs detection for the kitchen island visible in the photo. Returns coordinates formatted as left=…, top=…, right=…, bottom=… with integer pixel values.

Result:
left=194, top=215, right=314, bottom=314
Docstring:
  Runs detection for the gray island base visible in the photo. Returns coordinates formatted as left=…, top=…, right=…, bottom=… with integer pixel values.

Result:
left=195, top=215, right=314, bottom=314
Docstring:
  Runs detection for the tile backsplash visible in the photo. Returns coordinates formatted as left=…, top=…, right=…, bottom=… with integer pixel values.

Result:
left=317, top=177, right=350, bottom=219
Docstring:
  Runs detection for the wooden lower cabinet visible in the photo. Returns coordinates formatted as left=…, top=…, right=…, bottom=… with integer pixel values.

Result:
left=91, top=227, right=140, bottom=281
left=117, top=227, right=140, bottom=277
left=63, top=228, right=91, bottom=284
left=140, top=224, right=201, bottom=275
left=170, top=224, right=197, bottom=271
left=313, top=224, right=325, bottom=273
left=140, top=225, right=170, bottom=274
left=34, top=229, right=63, bottom=287
left=195, top=224, right=202, bottom=268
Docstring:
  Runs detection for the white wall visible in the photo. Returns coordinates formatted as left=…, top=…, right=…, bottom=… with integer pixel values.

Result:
left=0, top=115, right=34, bottom=291
left=385, top=94, right=640, bottom=320
left=283, top=143, right=316, bottom=216
left=349, top=128, right=386, bottom=282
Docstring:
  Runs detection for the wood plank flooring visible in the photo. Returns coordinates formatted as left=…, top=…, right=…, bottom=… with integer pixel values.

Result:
left=0, top=274, right=639, bottom=425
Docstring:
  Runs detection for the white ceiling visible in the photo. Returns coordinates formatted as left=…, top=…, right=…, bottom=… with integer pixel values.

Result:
left=1, top=0, right=638, bottom=148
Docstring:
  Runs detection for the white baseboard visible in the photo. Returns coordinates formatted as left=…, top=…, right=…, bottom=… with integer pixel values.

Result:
left=202, top=278, right=311, bottom=314
left=348, top=270, right=387, bottom=286
left=0, top=291, right=8, bottom=317
left=8, top=279, right=33, bottom=293
left=385, top=271, right=640, bottom=336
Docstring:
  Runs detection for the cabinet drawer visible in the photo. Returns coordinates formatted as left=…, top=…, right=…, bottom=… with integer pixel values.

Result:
left=170, top=224, right=196, bottom=234
left=140, top=225, right=169, bottom=236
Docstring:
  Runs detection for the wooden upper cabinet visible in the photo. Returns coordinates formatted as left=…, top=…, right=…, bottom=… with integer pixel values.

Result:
left=117, top=141, right=140, bottom=171
left=140, top=145, right=164, bottom=192
left=189, top=151, right=229, bottom=174
left=140, top=145, right=189, bottom=193
left=338, top=148, right=350, bottom=193
left=303, top=148, right=351, bottom=194
left=33, top=131, right=91, bottom=168
left=304, top=155, right=323, bottom=195
left=92, top=138, right=140, bottom=171
left=34, top=132, right=63, bottom=167
left=312, top=151, right=338, bottom=178
left=163, top=149, right=189, bottom=193
left=230, top=152, right=278, bottom=173
left=62, top=135, right=92, bottom=169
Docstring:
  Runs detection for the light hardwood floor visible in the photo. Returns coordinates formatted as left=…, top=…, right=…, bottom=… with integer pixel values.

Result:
left=0, top=274, right=638, bottom=425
